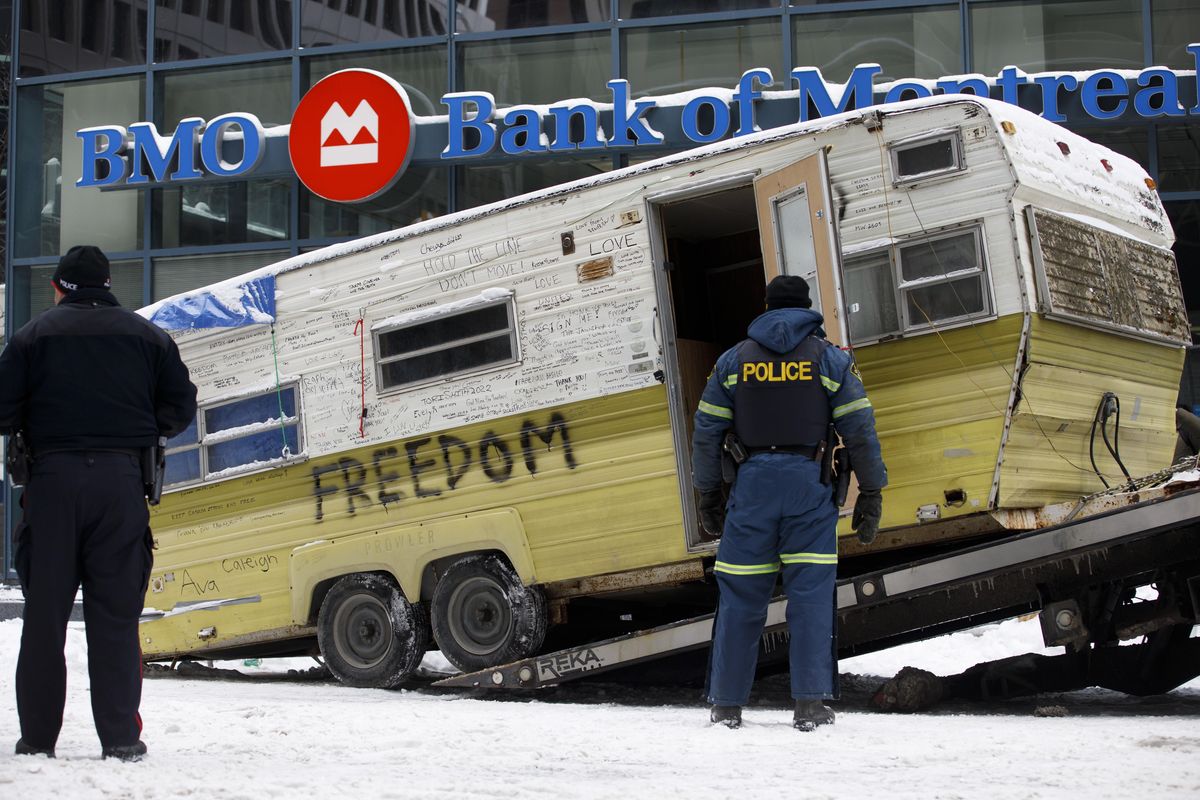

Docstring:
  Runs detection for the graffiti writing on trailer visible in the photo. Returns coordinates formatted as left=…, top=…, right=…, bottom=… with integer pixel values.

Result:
left=310, top=412, right=578, bottom=521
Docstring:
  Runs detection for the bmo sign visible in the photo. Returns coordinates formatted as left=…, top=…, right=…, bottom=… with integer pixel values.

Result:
left=77, top=68, right=414, bottom=204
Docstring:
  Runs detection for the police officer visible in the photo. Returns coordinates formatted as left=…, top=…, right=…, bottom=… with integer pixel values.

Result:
left=692, top=274, right=886, bottom=731
left=0, top=245, right=197, bottom=761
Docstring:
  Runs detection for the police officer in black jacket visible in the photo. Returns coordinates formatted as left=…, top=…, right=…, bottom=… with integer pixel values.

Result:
left=0, top=245, right=197, bottom=762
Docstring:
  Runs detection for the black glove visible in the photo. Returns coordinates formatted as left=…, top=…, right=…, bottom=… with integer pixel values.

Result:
left=852, top=488, right=882, bottom=545
left=698, top=489, right=726, bottom=537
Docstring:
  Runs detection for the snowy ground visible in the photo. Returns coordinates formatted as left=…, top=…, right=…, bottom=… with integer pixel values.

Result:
left=1, top=612, right=1198, bottom=799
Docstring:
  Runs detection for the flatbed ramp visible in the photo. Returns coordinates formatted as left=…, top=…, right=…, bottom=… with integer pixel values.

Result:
left=436, top=481, right=1200, bottom=690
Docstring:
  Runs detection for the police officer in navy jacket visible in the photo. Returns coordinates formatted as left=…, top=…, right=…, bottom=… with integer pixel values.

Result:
left=0, top=245, right=197, bottom=761
left=692, top=274, right=886, bottom=731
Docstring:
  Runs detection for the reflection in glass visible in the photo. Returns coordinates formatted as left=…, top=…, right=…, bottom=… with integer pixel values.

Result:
left=457, top=158, right=612, bottom=211
left=152, top=250, right=289, bottom=302
left=971, top=0, right=1141, bottom=74
left=457, top=0, right=609, bottom=32
left=13, top=78, right=145, bottom=258
left=793, top=7, right=960, bottom=83
left=19, top=0, right=148, bottom=77
left=622, top=0, right=773, bottom=17
left=459, top=32, right=610, bottom=106
left=155, top=181, right=291, bottom=248
left=161, top=61, right=292, bottom=129
left=306, top=47, right=448, bottom=120
left=625, top=19, right=782, bottom=97
left=1157, top=126, right=1200, bottom=194
left=302, top=166, right=450, bottom=239
left=301, top=0, right=451, bottom=47
left=155, top=0, right=292, bottom=62
left=1152, top=0, right=1200, bottom=69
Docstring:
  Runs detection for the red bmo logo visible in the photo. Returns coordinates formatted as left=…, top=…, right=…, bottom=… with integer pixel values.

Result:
left=290, top=69, right=414, bottom=203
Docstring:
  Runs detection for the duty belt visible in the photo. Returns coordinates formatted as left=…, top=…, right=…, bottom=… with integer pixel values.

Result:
left=746, top=444, right=820, bottom=459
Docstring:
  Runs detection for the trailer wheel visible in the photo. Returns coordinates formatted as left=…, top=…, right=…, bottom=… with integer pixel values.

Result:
left=317, top=573, right=429, bottom=689
left=431, top=554, right=547, bottom=673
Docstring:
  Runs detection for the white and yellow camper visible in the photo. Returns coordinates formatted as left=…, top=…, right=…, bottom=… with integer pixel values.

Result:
left=137, top=96, right=1188, bottom=687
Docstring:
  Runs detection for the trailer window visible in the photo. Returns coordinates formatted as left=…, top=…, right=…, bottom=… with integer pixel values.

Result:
left=163, top=384, right=303, bottom=489
left=843, top=225, right=991, bottom=343
left=374, top=297, right=519, bottom=392
left=889, top=130, right=964, bottom=185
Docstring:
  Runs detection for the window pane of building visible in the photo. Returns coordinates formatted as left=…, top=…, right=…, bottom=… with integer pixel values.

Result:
left=301, top=0, right=451, bottom=47
left=625, top=18, right=782, bottom=97
left=154, top=0, right=292, bottom=62
left=154, top=180, right=291, bottom=248
left=152, top=249, right=289, bottom=302
left=905, top=275, right=985, bottom=324
left=460, top=32, right=610, bottom=106
left=1152, top=0, right=1200, bottom=70
left=621, top=1, right=773, bottom=18
left=11, top=259, right=144, bottom=327
left=458, top=0, right=609, bottom=32
left=794, top=6, right=960, bottom=83
left=13, top=78, right=145, bottom=258
left=457, top=158, right=612, bottom=211
left=306, top=47, right=448, bottom=121
left=302, top=167, right=450, bottom=239
left=160, top=60, right=292, bottom=129
left=971, top=0, right=1142, bottom=74
left=1157, top=126, right=1200, bottom=194
left=19, top=0, right=148, bottom=77
left=844, top=251, right=899, bottom=342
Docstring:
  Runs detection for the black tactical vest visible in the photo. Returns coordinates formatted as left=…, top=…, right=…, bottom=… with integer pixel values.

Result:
left=733, top=336, right=831, bottom=448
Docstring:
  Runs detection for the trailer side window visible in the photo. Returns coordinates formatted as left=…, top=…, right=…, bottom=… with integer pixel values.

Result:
left=163, top=385, right=303, bottom=488
left=844, top=225, right=991, bottom=343
left=374, top=297, right=519, bottom=392
left=889, top=130, right=964, bottom=185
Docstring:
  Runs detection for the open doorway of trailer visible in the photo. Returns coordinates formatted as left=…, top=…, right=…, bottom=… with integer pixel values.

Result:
left=648, top=180, right=767, bottom=551
left=649, top=153, right=849, bottom=551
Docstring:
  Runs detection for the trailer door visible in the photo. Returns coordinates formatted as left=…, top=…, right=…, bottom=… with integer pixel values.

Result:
left=754, top=150, right=848, bottom=347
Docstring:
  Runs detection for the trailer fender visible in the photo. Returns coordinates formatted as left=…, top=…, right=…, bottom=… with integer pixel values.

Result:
left=288, top=507, right=536, bottom=625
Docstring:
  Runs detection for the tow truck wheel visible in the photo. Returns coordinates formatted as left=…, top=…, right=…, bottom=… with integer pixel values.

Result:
left=317, top=573, right=429, bottom=688
left=431, top=554, right=547, bottom=673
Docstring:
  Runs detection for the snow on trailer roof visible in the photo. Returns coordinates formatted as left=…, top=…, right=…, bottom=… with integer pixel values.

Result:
left=138, top=94, right=1158, bottom=329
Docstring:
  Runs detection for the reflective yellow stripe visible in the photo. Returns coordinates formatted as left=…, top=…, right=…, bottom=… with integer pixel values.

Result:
left=832, top=397, right=872, bottom=419
left=723, top=375, right=738, bottom=389
left=781, top=552, right=838, bottom=565
left=714, top=560, right=781, bottom=576
left=698, top=400, right=733, bottom=420
left=820, top=375, right=840, bottom=392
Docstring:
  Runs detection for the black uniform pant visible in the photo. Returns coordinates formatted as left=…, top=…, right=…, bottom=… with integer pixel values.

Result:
left=14, top=451, right=152, bottom=750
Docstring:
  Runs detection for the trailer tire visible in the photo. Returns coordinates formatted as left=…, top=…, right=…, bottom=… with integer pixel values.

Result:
left=317, top=573, right=429, bottom=689
left=431, top=554, right=547, bottom=673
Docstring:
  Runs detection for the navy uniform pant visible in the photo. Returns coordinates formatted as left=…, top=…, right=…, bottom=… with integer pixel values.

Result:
left=14, top=451, right=152, bottom=750
left=707, top=453, right=839, bottom=706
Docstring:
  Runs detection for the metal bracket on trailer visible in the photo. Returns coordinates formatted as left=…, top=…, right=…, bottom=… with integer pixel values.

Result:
left=436, top=487, right=1200, bottom=691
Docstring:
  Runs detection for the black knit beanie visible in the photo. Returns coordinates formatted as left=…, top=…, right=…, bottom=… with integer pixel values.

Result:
left=764, top=275, right=812, bottom=310
left=52, top=245, right=111, bottom=292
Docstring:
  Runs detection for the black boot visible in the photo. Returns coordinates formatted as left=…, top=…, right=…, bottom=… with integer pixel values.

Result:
left=709, top=705, right=742, bottom=729
left=15, top=739, right=56, bottom=758
left=793, top=700, right=835, bottom=732
left=102, top=740, right=148, bottom=762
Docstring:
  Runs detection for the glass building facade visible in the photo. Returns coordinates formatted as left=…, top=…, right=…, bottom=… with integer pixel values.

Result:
left=2, top=0, right=1200, bottom=573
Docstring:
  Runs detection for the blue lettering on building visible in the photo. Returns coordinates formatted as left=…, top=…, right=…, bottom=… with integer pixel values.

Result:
left=76, top=44, right=1200, bottom=195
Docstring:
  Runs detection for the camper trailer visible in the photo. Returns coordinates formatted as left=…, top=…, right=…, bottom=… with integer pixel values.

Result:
left=136, top=96, right=1189, bottom=688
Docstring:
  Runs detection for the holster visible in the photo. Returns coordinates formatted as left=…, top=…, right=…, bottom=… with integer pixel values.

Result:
left=721, top=432, right=748, bottom=483
left=832, top=447, right=852, bottom=507
left=818, top=423, right=835, bottom=486
left=5, top=431, right=32, bottom=488
left=142, top=436, right=167, bottom=505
